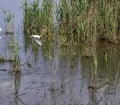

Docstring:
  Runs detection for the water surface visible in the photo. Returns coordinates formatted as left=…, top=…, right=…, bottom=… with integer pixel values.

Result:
left=0, top=1, right=120, bottom=105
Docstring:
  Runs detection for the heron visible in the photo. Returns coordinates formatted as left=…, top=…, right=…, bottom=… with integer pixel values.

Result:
left=30, top=35, right=42, bottom=46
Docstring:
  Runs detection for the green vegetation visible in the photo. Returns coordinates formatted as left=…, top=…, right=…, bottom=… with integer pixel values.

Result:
left=24, top=0, right=53, bottom=35
left=3, top=8, right=14, bottom=22
left=23, top=0, right=120, bottom=45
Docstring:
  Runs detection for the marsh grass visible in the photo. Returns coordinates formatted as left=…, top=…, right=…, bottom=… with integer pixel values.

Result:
left=3, top=9, right=14, bottom=34
left=24, top=0, right=41, bottom=35
left=24, top=0, right=54, bottom=35
left=24, top=0, right=119, bottom=45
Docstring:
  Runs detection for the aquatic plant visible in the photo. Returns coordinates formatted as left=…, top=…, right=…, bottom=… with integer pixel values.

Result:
left=2, top=8, right=14, bottom=34
left=23, top=0, right=120, bottom=45
left=24, top=0, right=41, bottom=35
left=23, top=0, right=54, bottom=35
left=3, top=9, right=14, bottom=22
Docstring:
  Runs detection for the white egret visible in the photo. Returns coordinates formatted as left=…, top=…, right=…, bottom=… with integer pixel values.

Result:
left=30, top=35, right=42, bottom=46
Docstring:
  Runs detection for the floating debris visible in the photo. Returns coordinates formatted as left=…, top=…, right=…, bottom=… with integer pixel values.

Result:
left=27, top=62, right=32, bottom=68
left=0, top=69, right=7, bottom=72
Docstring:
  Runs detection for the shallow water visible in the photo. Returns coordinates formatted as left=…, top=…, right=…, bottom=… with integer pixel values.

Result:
left=0, top=1, right=120, bottom=105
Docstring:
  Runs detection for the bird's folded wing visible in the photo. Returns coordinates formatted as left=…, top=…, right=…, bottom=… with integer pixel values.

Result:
left=34, top=38, right=42, bottom=46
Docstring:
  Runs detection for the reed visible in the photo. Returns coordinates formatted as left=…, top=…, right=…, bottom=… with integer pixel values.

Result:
left=23, top=0, right=119, bottom=45
left=24, top=0, right=41, bottom=35
left=57, top=0, right=119, bottom=44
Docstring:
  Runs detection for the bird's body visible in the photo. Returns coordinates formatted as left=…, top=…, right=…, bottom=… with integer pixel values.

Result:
left=30, top=35, right=41, bottom=39
left=30, top=35, right=42, bottom=46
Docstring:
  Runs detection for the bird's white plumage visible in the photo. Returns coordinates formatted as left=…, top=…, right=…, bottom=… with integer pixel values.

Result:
left=34, top=38, right=42, bottom=46
left=30, top=35, right=41, bottom=39
left=0, top=27, right=2, bottom=32
left=30, top=35, right=42, bottom=46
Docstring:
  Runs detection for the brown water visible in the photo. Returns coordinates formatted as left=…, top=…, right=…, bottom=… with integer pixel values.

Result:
left=0, top=1, right=120, bottom=105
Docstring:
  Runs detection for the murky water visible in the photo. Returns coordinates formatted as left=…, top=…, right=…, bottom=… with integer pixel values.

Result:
left=0, top=1, right=120, bottom=105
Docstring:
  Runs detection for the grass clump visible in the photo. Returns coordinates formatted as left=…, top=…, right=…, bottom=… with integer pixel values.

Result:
left=24, top=0, right=54, bottom=35
left=23, top=0, right=120, bottom=45
left=24, top=0, right=41, bottom=35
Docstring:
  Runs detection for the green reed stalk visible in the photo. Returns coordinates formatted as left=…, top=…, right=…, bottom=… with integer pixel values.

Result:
left=24, top=0, right=120, bottom=44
